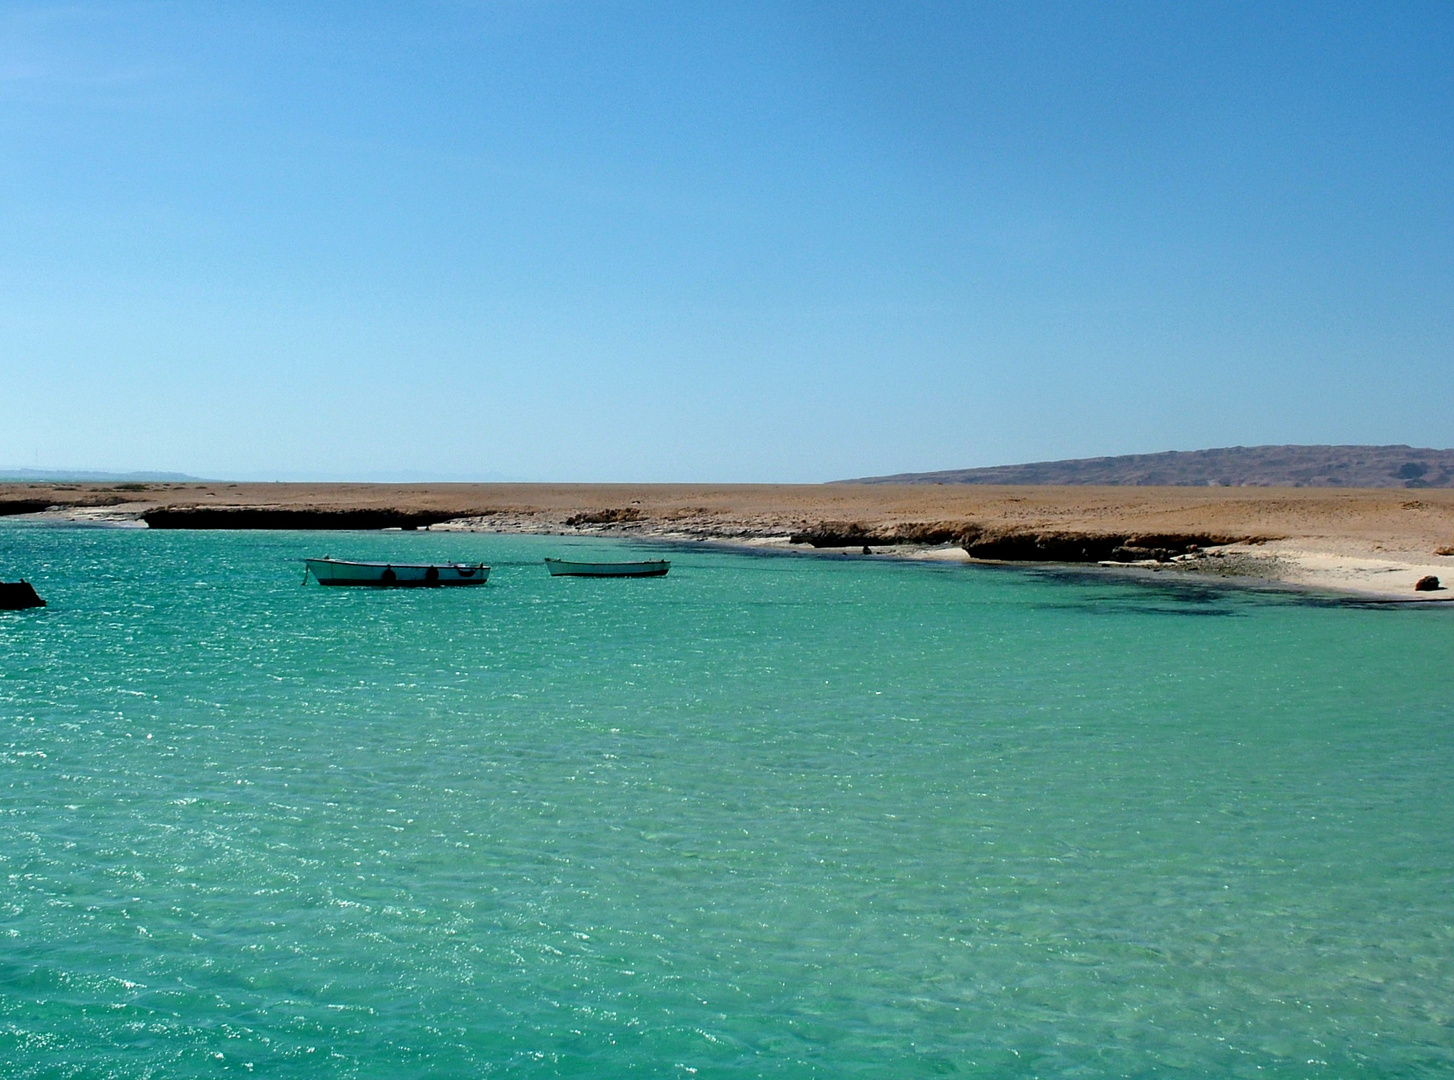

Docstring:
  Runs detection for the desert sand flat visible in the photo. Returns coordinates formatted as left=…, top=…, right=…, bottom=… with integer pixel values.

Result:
left=4, top=482, right=1452, bottom=601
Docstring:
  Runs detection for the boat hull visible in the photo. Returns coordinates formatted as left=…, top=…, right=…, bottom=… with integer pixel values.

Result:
left=305, top=559, right=489, bottom=587
left=544, top=558, right=669, bottom=578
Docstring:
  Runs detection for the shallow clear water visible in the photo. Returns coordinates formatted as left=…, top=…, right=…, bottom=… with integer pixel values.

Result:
left=2, top=526, right=1452, bottom=1078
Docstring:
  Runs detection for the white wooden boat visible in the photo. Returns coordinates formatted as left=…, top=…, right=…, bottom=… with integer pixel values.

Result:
left=305, top=557, right=489, bottom=587
left=544, top=557, right=670, bottom=578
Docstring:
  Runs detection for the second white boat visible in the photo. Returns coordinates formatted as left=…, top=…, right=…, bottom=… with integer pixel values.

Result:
left=544, top=557, right=670, bottom=578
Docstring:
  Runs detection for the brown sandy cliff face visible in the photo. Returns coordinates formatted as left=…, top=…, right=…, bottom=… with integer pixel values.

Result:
left=787, top=521, right=1251, bottom=562
left=141, top=508, right=456, bottom=530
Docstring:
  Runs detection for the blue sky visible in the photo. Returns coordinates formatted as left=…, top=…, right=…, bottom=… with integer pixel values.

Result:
left=2, top=1, right=1450, bottom=481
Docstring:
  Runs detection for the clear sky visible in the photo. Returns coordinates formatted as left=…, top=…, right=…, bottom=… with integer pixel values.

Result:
left=2, top=2, right=1450, bottom=481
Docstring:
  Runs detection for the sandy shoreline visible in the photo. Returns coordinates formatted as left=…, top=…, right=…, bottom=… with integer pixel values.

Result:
left=3, top=482, right=1452, bottom=602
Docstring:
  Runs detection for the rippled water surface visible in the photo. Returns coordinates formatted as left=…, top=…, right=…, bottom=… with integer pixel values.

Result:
left=2, top=526, right=1453, bottom=1078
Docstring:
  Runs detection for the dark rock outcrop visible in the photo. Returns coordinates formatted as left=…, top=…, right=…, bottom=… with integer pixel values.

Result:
left=0, top=581, right=45, bottom=609
left=564, top=508, right=643, bottom=526
left=959, top=529, right=1238, bottom=563
left=142, top=508, right=456, bottom=530
left=790, top=521, right=1246, bottom=562
left=1414, top=575, right=1442, bottom=592
left=0, top=500, right=55, bottom=517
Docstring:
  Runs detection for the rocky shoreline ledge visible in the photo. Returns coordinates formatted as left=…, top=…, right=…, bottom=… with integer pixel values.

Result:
left=3, top=482, right=1452, bottom=601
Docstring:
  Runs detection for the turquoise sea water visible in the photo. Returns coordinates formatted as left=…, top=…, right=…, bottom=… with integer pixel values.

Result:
left=2, top=525, right=1452, bottom=1078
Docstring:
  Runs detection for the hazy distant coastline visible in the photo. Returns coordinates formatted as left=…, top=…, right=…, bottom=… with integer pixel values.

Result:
left=0, top=469, right=205, bottom=483
left=844, top=445, right=1454, bottom=489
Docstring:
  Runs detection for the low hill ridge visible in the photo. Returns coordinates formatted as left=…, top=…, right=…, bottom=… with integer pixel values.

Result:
left=844, top=445, right=1454, bottom=488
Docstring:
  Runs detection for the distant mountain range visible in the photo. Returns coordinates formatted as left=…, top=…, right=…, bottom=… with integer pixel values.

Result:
left=843, top=445, right=1454, bottom=488
left=0, top=469, right=204, bottom=482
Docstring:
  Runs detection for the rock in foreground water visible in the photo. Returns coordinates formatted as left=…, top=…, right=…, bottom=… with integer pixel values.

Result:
left=0, top=581, right=45, bottom=609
